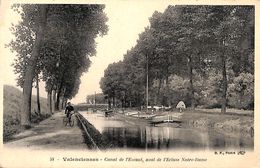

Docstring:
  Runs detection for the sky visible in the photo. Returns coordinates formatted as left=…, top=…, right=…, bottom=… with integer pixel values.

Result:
left=0, top=2, right=169, bottom=104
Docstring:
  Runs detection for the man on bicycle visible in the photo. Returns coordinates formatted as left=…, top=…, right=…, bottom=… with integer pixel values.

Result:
left=65, top=102, right=74, bottom=122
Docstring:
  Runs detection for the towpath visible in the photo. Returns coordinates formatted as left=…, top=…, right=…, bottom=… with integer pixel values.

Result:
left=4, top=112, right=87, bottom=150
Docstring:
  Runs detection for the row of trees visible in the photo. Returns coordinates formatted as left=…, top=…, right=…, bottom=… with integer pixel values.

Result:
left=86, top=93, right=106, bottom=104
left=8, top=4, right=108, bottom=128
left=100, top=5, right=254, bottom=112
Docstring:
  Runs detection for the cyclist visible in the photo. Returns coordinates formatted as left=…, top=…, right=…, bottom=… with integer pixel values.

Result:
left=65, top=102, right=74, bottom=123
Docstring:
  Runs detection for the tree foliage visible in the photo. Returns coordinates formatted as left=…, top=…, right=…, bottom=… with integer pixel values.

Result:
left=8, top=4, right=108, bottom=126
left=100, top=5, right=254, bottom=111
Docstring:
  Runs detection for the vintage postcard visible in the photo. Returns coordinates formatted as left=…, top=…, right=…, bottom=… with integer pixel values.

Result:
left=0, top=0, right=259, bottom=167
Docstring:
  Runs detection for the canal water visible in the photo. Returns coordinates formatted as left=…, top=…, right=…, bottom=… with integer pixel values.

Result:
left=80, top=111, right=253, bottom=150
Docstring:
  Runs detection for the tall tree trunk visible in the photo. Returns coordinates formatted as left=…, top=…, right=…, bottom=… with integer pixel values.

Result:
left=61, top=98, right=67, bottom=111
left=121, top=99, right=124, bottom=109
left=138, top=94, right=142, bottom=109
left=165, top=75, right=170, bottom=106
left=55, top=84, right=63, bottom=111
left=124, top=91, right=126, bottom=109
left=112, top=96, right=115, bottom=108
left=61, top=90, right=66, bottom=109
left=21, top=5, right=47, bottom=128
left=108, top=97, right=111, bottom=109
left=64, top=99, right=68, bottom=108
left=156, top=79, right=162, bottom=105
left=59, top=97, right=63, bottom=110
left=221, top=45, right=227, bottom=113
left=61, top=88, right=66, bottom=109
left=61, top=97, right=65, bottom=109
left=188, top=55, right=195, bottom=110
left=52, top=89, right=56, bottom=112
left=47, top=91, right=50, bottom=110
left=47, top=91, right=53, bottom=114
left=55, top=74, right=65, bottom=111
left=56, top=92, right=60, bottom=111
left=36, top=74, right=41, bottom=115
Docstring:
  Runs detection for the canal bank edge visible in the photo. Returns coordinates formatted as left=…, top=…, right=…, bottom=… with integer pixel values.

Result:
left=76, top=112, right=112, bottom=149
left=180, top=111, right=254, bottom=139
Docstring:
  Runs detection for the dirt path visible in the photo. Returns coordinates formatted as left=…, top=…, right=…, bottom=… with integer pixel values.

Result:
left=4, top=112, right=87, bottom=150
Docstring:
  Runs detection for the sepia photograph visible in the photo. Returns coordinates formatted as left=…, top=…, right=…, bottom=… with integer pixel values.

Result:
left=0, top=0, right=259, bottom=167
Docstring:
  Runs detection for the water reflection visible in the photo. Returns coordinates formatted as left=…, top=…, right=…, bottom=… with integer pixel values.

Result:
left=102, top=127, right=209, bottom=149
left=80, top=111, right=253, bottom=150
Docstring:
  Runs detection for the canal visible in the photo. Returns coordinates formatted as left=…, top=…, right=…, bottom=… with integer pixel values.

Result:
left=80, top=111, right=253, bottom=150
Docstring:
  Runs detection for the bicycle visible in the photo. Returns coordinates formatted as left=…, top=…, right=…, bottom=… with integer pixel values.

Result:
left=63, top=112, right=75, bottom=127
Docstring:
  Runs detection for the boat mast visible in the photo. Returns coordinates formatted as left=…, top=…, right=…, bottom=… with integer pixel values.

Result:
left=94, top=91, right=96, bottom=110
left=146, top=54, right=149, bottom=113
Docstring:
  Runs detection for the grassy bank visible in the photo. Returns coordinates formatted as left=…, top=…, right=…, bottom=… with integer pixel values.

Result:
left=3, top=85, right=51, bottom=142
left=179, top=110, right=254, bottom=138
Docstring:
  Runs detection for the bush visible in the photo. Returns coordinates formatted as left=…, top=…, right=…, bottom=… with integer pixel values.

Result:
left=228, top=73, right=254, bottom=109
